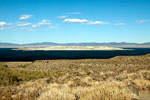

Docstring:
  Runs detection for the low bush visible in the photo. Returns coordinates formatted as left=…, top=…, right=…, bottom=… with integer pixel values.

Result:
left=0, top=65, right=52, bottom=86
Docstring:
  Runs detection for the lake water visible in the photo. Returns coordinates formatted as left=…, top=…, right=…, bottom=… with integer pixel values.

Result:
left=0, top=48, right=150, bottom=61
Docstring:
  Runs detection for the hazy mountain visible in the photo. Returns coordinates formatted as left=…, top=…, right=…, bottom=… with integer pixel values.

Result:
left=0, top=42, right=19, bottom=46
left=0, top=42, right=150, bottom=48
left=23, top=42, right=60, bottom=46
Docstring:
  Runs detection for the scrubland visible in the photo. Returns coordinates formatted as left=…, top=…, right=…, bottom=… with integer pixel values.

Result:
left=0, top=54, right=150, bottom=100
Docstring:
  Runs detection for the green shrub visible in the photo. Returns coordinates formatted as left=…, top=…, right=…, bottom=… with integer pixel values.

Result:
left=0, top=65, right=52, bottom=86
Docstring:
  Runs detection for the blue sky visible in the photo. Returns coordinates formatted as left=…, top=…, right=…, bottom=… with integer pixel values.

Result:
left=0, top=0, right=150, bottom=44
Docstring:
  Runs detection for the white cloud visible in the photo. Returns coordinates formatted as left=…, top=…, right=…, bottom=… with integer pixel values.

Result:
left=57, top=16, right=67, bottom=18
left=63, top=18, right=110, bottom=25
left=32, top=19, right=51, bottom=28
left=17, top=22, right=32, bottom=27
left=136, top=20, right=150, bottom=24
left=0, top=22, right=12, bottom=30
left=65, top=12, right=81, bottom=15
left=50, top=26, right=57, bottom=29
left=20, top=15, right=32, bottom=20
left=63, top=18, right=88, bottom=23
left=88, top=21, right=110, bottom=25
left=115, top=23, right=126, bottom=26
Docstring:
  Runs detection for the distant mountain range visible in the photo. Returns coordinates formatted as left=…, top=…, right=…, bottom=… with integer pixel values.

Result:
left=0, top=42, right=150, bottom=48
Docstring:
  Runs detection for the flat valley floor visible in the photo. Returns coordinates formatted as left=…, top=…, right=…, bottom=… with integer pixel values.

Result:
left=0, top=55, right=150, bottom=100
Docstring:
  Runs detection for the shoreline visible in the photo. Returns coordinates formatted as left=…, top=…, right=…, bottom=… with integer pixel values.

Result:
left=13, top=46, right=131, bottom=51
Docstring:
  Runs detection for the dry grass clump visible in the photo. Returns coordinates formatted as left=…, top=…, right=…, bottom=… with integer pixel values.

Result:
left=131, top=79, right=150, bottom=93
left=0, top=87, right=38, bottom=100
left=38, top=83, right=75, bottom=100
left=80, top=82, right=138, bottom=100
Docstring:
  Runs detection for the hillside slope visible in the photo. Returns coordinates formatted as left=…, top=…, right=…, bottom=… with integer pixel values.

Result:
left=0, top=55, right=150, bottom=100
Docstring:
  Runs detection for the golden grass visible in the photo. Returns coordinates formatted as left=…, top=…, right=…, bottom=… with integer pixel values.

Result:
left=80, top=82, right=138, bottom=100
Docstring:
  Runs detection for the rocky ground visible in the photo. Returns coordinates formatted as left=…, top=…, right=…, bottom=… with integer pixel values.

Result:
left=0, top=54, right=150, bottom=100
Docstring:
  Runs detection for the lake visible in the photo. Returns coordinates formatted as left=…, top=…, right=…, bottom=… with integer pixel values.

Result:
left=0, top=48, right=150, bottom=61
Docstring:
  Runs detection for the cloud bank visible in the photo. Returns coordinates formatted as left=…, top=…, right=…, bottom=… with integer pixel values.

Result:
left=17, top=22, right=32, bottom=27
left=20, top=15, right=32, bottom=20
left=63, top=18, right=88, bottom=23
left=0, top=22, right=12, bottom=30
left=32, top=19, right=51, bottom=28
left=88, top=21, right=110, bottom=25
left=63, top=18, right=110, bottom=25
left=136, top=20, right=150, bottom=24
